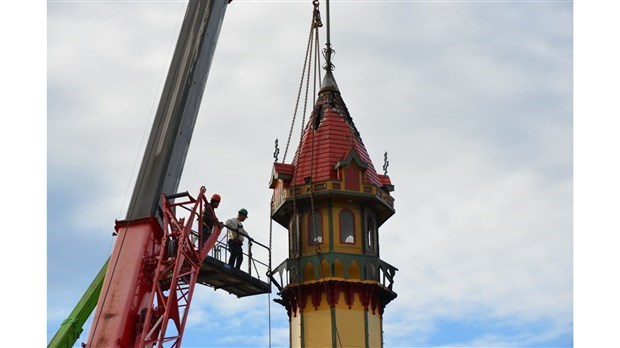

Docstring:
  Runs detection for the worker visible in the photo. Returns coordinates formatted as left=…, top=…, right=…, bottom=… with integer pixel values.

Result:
left=201, top=193, right=222, bottom=246
left=224, top=208, right=249, bottom=269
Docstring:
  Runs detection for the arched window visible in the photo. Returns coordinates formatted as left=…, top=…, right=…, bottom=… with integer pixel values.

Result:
left=308, top=210, right=323, bottom=245
left=289, top=213, right=300, bottom=257
left=365, top=214, right=377, bottom=255
left=340, top=209, right=355, bottom=244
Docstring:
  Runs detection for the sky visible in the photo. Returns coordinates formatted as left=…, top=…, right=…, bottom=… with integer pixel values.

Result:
left=4, top=0, right=619, bottom=347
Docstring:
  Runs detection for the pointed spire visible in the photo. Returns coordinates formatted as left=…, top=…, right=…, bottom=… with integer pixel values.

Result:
left=319, top=69, right=339, bottom=93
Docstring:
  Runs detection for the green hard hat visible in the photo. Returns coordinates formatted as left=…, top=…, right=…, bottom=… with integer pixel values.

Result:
left=239, top=208, right=248, bottom=217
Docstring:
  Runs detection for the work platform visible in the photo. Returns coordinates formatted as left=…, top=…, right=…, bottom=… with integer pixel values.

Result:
left=198, top=256, right=270, bottom=297
left=195, top=236, right=271, bottom=298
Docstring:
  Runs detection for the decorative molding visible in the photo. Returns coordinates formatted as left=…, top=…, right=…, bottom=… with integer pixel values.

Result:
left=275, top=280, right=397, bottom=318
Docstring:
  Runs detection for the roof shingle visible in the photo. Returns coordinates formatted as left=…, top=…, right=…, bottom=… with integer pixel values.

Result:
left=290, top=89, right=382, bottom=188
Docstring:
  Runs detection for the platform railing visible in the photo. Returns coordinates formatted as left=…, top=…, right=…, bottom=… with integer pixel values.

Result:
left=269, top=253, right=398, bottom=292
left=191, top=229, right=270, bottom=282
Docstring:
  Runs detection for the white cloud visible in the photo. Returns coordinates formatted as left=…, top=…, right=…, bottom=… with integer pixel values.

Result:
left=48, top=1, right=572, bottom=346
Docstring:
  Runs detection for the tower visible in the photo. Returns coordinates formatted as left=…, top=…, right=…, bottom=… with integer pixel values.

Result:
left=269, top=70, right=398, bottom=347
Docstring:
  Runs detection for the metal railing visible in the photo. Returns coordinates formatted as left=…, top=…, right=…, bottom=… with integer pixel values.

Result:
left=191, top=229, right=271, bottom=281
left=269, top=252, right=397, bottom=292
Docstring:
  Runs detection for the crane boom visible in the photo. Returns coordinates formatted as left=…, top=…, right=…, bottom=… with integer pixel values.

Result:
left=127, top=0, right=229, bottom=221
left=49, top=1, right=230, bottom=347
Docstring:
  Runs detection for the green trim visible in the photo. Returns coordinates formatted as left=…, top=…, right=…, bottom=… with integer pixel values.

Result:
left=331, top=307, right=338, bottom=348
left=334, top=148, right=368, bottom=170
left=272, top=252, right=398, bottom=289
left=380, top=313, right=384, bottom=347
left=361, top=204, right=367, bottom=256
left=295, top=189, right=372, bottom=200
left=282, top=189, right=395, bottom=213
left=328, top=199, right=334, bottom=252
left=364, top=309, right=370, bottom=348
left=300, top=311, right=305, bottom=348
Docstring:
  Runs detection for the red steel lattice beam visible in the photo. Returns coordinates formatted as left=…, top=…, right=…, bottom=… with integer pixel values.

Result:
left=139, top=187, right=222, bottom=347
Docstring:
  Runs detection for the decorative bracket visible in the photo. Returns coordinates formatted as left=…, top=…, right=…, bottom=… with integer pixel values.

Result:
left=273, top=138, right=280, bottom=162
left=383, top=151, right=389, bottom=176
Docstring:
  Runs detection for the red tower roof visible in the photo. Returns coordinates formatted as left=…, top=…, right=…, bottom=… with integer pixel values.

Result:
left=290, top=72, right=383, bottom=188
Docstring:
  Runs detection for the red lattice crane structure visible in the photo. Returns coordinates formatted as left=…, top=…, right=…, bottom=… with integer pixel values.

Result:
left=90, top=188, right=222, bottom=347
left=137, top=188, right=222, bottom=347
left=86, top=187, right=224, bottom=347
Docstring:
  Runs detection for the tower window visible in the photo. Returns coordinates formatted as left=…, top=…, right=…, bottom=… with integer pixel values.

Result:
left=365, top=213, right=377, bottom=255
left=308, top=210, right=323, bottom=245
left=289, top=213, right=301, bottom=258
left=339, top=209, right=355, bottom=244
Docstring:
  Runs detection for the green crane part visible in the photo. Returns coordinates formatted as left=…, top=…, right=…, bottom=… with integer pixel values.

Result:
left=48, top=259, right=109, bottom=348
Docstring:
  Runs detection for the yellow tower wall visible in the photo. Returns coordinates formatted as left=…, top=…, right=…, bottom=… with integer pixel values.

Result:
left=287, top=289, right=385, bottom=347
left=290, top=313, right=302, bottom=347
left=334, top=308, right=365, bottom=347
left=302, top=309, right=333, bottom=347
left=367, top=310, right=382, bottom=347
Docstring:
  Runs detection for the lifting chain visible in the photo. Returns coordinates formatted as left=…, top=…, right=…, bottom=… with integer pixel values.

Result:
left=310, top=125, right=320, bottom=256
left=310, top=2, right=324, bottom=253
left=314, top=27, right=322, bottom=103
left=279, top=0, right=325, bottom=294
left=282, top=1, right=323, bottom=164
left=312, top=0, right=323, bottom=29
left=267, top=193, right=274, bottom=348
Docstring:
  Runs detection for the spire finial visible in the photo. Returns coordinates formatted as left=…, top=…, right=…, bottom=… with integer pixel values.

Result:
left=323, top=0, right=335, bottom=72
left=273, top=138, right=280, bottom=162
left=319, top=0, right=339, bottom=93
left=383, top=151, right=390, bottom=175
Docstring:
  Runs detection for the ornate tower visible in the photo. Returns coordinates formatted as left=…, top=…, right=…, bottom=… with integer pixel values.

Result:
left=269, top=70, right=398, bottom=347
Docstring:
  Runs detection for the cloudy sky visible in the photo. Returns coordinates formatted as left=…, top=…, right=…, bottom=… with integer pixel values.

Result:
left=16, top=0, right=585, bottom=346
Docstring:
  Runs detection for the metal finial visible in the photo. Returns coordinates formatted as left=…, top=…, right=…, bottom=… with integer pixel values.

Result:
left=322, top=46, right=335, bottom=72
left=323, top=0, right=335, bottom=72
left=383, top=151, right=389, bottom=175
left=273, top=138, right=280, bottom=162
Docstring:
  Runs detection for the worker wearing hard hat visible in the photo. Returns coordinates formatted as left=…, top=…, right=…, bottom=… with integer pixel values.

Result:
left=224, top=208, right=249, bottom=269
left=201, top=194, right=222, bottom=246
